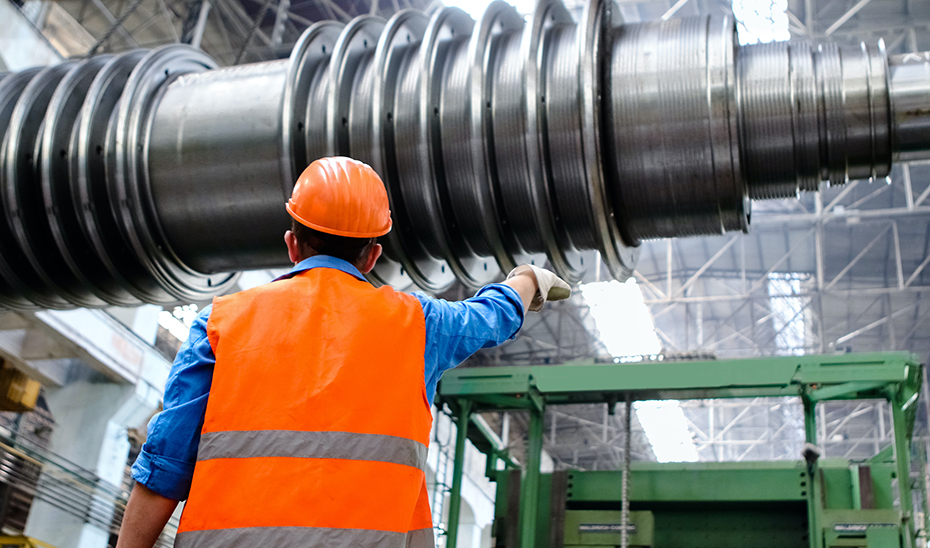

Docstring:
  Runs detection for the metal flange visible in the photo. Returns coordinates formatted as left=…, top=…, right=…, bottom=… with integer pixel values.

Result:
left=522, top=0, right=585, bottom=282
left=2, top=63, right=78, bottom=309
left=73, top=49, right=171, bottom=304
left=367, top=9, right=428, bottom=290
left=40, top=55, right=136, bottom=307
left=0, top=68, right=43, bottom=310
left=112, top=45, right=238, bottom=303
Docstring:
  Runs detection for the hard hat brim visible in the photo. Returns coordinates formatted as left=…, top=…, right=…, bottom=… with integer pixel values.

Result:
left=286, top=201, right=392, bottom=238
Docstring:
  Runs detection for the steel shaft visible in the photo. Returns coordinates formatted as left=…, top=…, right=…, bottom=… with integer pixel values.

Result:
left=0, top=0, right=929, bottom=308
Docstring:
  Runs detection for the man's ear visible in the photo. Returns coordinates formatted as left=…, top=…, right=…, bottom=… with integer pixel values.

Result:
left=285, top=230, right=302, bottom=264
left=360, top=243, right=382, bottom=274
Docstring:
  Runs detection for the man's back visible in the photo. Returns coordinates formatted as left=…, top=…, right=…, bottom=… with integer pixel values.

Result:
left=203, top=266, right=431, bottom=438
left=177, top=266, right=435, bottom=546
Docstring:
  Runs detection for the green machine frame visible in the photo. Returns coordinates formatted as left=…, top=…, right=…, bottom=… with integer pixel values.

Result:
left=436, top=352, right=924, bottom=548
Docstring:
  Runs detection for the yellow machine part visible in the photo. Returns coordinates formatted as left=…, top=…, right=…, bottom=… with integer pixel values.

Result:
left=0, top=361, right=41, bottom=413
left=0, top=535, right=59, bottom=548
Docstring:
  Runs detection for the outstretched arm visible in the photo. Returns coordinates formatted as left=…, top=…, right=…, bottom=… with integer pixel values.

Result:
left=501, top=269, right=538, bottom=313
left=116, top=484, right=179, bottom=548
left=417, top=265, right=572, bottom=405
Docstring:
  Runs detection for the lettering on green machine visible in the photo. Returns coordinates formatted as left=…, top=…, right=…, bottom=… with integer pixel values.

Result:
left=579, top=524, right=638, bottom=534
left=833, top=523, right=897, bottom=533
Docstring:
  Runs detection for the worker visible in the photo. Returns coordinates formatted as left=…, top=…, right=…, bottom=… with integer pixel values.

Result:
left=115, top=156, right=571, bottom=548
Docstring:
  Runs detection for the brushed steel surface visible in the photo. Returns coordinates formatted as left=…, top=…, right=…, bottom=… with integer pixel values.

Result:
left=890, top=52, right=930, bottom=162
left=115, top=45, right=238, bottom=303
left=147, top=60, right=291, bottom=275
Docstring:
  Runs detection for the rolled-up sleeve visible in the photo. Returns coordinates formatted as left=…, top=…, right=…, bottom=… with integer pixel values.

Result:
left=131, top=305, right=215, bottom=501
left=416, top=283, right=525, bottom=404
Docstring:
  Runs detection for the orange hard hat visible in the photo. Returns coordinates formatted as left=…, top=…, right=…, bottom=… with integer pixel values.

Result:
left=286, top=157, right=392, bottom=238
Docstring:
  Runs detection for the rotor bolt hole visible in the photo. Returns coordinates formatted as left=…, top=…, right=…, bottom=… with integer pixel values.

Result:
left=406, top=34, right=411, bottom=42
left=433, top=107, right=439, bottom=116
left=59, top=149, right=67, bottom=158
left=297, top=122, right=304, bottom=131
left=540, top=95, right=545, bottom=103
left=342, top=116, right=348, bottom=126
left=164, top=69, right=169, bottom=76
left=441, top=265, right=445, bottom=273
left=322, top=45, right=326, bottom=53
left=363, top=39, right=368, bottom=48
left=96, top=145, right=103, bottom=155
left=387, top=112, right=393, bottom=121
left=486, top=101, right=491, bottom=108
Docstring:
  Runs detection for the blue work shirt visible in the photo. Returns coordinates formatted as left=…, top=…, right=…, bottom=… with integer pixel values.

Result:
left=131, top=255, right=525, bottom=501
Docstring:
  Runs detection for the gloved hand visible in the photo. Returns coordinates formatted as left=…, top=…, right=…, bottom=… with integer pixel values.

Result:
left=506, top=265, right=572, bottom=312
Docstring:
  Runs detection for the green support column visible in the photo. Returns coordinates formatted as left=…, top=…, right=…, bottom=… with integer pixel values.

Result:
left=803, top=396, right=817, bottom=446
left=803, top=396, right=824, bottom=548
left=850, top=465, right=862, bottom=510
left=446, top=400, right=472, bottom=548
left=519, top=405, right=545, bottom=548
left=919, top=442, right=929, bottom=548
left=890, top=394, right=915, bottom=548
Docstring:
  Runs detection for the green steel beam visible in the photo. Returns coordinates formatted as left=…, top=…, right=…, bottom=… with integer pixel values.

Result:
left=519, top=406, right=545, bottom=548
left=467, top=413, right=521, bottom=474
left=566, top=463, right=809, bottom=502
left=445, top=399, right=472, bottom=548
left=869, top=444, right=895, bottom=463
left=803, top=395, right=824, bottom=548
left=891, top=390, right=916, bottom=548
left=851, top=465, right=863, bottom=510
left=807, top=381, right=890, bottom=402
left=439, top=352, right=921, bottom=409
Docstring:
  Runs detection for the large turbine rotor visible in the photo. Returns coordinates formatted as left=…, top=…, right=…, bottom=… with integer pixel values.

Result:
left=0, top=0, right=928, bottom=309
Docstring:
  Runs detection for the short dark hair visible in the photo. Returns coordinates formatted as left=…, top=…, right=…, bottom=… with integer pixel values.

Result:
left=291, top=219, right=375, bottom=266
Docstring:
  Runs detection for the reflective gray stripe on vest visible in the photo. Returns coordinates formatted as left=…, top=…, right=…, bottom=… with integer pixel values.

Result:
left=405, top=527, right=436, bottom=548
left=197, top=430, right=428, bottom=470
left=175, top=526, right=411, bottom=548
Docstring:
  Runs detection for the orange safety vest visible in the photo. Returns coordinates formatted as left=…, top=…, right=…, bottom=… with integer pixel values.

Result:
left=174, top=266, right=435, bottom=548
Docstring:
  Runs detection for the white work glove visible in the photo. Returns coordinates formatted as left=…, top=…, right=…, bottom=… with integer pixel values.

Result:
left=506, top=265, right=572, bottom=312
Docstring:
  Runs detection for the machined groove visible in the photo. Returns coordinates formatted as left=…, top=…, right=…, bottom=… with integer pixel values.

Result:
left=40, top=55, right=122, bottom=307
left=0, top=0, right=928, bottom=309
left=74, top=49, right=165, bottom=304
left=3, top=63, right=79, bottom=310
left=522, top=0, right=585, bottom=283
